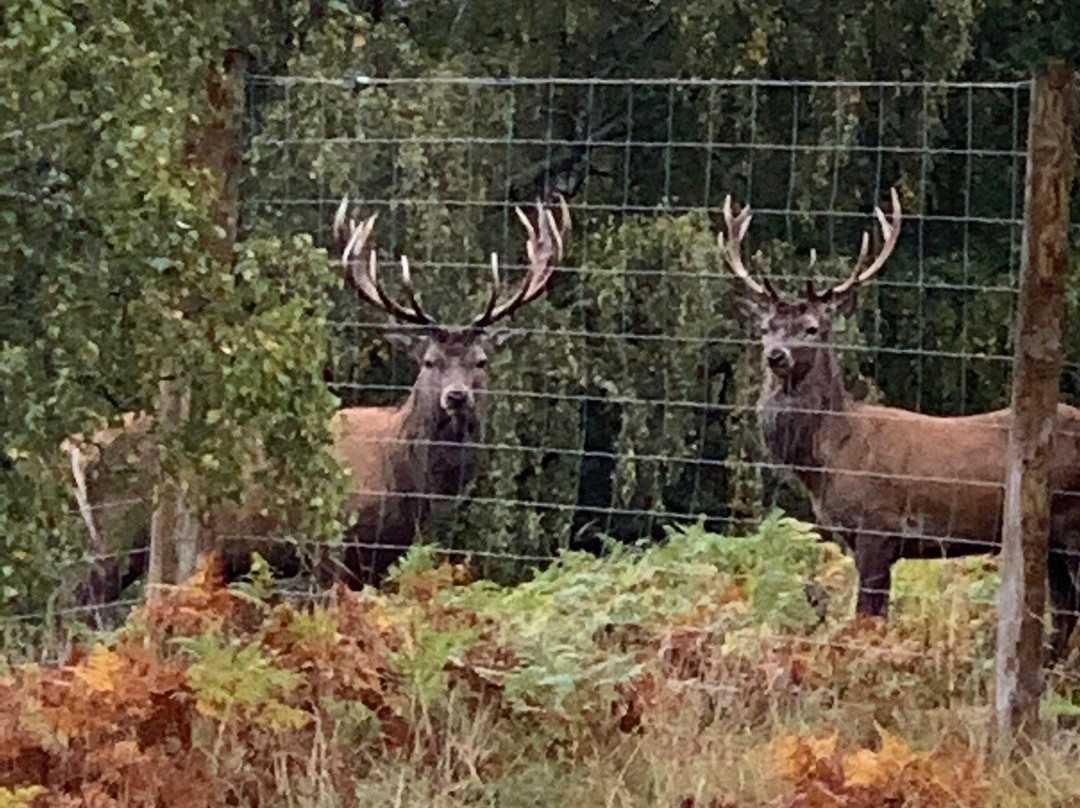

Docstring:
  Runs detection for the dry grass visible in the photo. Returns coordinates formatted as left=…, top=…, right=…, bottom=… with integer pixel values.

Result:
left=2, top=516, right=1079, bottom=807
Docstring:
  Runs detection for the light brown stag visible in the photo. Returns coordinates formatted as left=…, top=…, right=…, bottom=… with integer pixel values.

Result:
left=716, top=187, right=1080, bottom=658
left=323, top=194, right=570, bottom=583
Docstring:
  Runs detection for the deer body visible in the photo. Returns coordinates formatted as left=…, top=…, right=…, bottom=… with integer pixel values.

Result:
left=198, top=393, right=484, bottom=585
left=718, top=188, right=1080, bottom=658
left=327, top=341, right=485, bottom=582
left=760, top=350, right=1080, bottom=630
left=62, top=413, right=156, bottom=608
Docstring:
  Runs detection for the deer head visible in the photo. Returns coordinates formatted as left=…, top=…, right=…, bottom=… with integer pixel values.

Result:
left=333, top=196, right=570, bottom=420
left=717, top=188, right=902, bottom=388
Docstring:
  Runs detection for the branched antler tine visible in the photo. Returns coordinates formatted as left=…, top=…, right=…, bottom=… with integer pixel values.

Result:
left=540, top=210, right=562, bottom=288
left=470, top=199, right=565, bottom=328
left=554, top=193, right=571, bottom=251
left=717, top=195, right=770, bottom=299
left=856, top=198, right=899, bottom=282
left=340, top=217, right=433, bottom=325
left=825, top=186, right=903, bottom=298
left=347, top=248, right=380, bottom=309
left=396, top=254, right=432, bottom=322
left=474, top=252, right=501, bottom=326
left=333, top=195, right=350, bottom=240
left=353, top=248, right=381, bottom=306
left=341, top=213, right=379, bottom=306
left=483, top=207, right=542, bottom=318
left=516, top=203, right=543, bottom=277
left=855, top=231, right=871, bottom=269
left=525, top=203, right=558, bottom=297
left=341, top=213, right=377, bottom=266
left=517, top=201, right=540, bottom=244
left=368, top=252, right=433, bottom=325
left=334, top=203, right=432, bottom=324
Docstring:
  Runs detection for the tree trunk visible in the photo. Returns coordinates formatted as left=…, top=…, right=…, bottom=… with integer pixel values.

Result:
left=147, top=374, right=194, bottom=602
left=995, top=60, right=1076, bottom=750
left=147, top=50, right=249, bottom=598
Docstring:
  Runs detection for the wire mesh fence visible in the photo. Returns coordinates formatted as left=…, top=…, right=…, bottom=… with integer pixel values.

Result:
left=242, top=75, right=1033, bottom=549
left=12, top=74, right=1080, bottom=664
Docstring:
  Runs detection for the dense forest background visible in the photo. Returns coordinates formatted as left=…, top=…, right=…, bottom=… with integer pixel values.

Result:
left=3, top=0, right=1080, bottom=619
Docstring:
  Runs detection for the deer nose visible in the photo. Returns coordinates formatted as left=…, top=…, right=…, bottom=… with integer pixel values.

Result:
left=766, top=347, right=790, bottom=369
left=442, top=388, right=472, bottom=411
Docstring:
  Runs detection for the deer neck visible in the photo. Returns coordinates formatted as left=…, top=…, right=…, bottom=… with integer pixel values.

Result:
left=398, top=392, right=482, bottom=498
left=757, top=348, right=849, bottom=493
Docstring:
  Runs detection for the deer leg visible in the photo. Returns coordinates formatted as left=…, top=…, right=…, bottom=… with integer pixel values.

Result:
left=341, top=533, right=400, bottom=588
left=854, top=536, right=896, bottom=618
left=1048, top=548, right=1080, bottom=662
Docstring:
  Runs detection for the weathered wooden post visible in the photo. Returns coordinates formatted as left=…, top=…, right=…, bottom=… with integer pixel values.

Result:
left=995, top=60, right=1076, bottom=748
left=146, top=49, right=248, bottom=600
left=146, top=373, right=194, bottom=602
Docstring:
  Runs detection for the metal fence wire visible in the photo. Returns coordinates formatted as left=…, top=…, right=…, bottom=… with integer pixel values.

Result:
left=241, top=75, right=1043, bottom=550
left=20, top=75, right=1080, bottom=646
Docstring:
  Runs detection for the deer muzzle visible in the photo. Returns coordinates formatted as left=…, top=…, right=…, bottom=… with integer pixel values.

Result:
left=441, top=386, right=474, bottom=413
left=766, top=346, right=793, bottom=374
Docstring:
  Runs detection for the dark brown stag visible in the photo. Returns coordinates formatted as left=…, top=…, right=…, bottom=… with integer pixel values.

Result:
left=66, top=196, right=570, bottom=600
left=716, top=187, right=1080, bottom=657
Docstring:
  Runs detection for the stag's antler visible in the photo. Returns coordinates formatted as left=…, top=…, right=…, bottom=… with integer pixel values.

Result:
left=334, top=197, right=435, bottom=326
left=717, top=188, right=902, bottom=302
left=716, top=196, right=780, bottom=301
left=334, top=194, right=569, bottom=329
left=470, top=194, right=571, bottom=328
left=817, top=186, right=902, bottom=299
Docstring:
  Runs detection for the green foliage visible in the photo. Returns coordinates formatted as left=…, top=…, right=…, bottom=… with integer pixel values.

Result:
left=0, top=0, right=345, bottom=619
left=4, top=0, right=1080, bottom=625
left=972, top=0, right=1080, bottom=76
left=228, top=552, right=277, bottom=606
left=180, top=633, right=311, bottom=730
left=0, top=786, right=47, bottom=808
left=0, top=511, right=1049, bottom=808
left=386, top=543, right=444, bottom=582
left=670, top=0, right=976, bottom=80
left=664, top=511, right=827, bottom=628
left=445, top=512, right=829, bottom=718
left=320, top=693, right=383, bottom=745
left=391, top=618, right=481, bottom=715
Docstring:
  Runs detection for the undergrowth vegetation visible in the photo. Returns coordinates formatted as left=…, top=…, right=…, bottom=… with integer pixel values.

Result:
left=2, top=513, right=1079, bottom=807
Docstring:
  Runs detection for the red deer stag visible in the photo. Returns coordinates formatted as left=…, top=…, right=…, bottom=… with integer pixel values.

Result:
left=716, top=187, right=1080, bottom=658
left=325, top=194, right=569, bottom=582
left=66, top=196, right=570, bottom=602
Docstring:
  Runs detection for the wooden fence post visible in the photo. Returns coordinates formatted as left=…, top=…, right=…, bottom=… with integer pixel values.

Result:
left=147, top=373, right=194, bottom=602
left=146, top=50, right=248, bottom=601
left=995, top=60, right=1076, bottom=748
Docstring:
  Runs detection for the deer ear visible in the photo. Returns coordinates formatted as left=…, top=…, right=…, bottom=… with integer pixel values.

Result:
left=825, top=290, right=858, bottom=318
left=736, top=295, right=769, bottom=327
left=481, top=328, right=521, bottom=353
left=384, top=328, right=429, bottom=361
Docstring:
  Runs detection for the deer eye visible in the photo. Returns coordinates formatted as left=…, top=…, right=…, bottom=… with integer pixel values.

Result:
left=805, top=325, right=819, bottom=336
left=422, top=358, right=436, bottom=369
left=476, top=358, right=488, bottom=369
